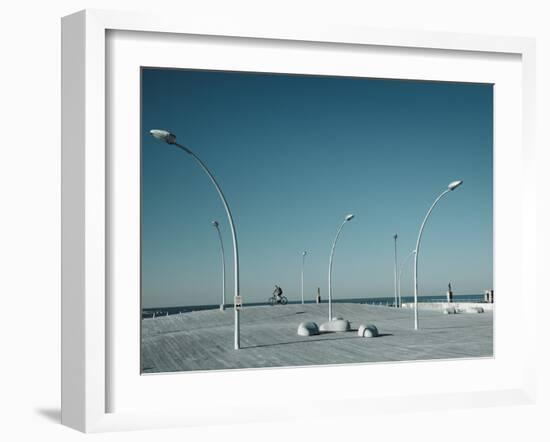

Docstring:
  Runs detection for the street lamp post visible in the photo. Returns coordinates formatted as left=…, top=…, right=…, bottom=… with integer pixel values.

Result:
left=413, top=180, right=463, bottom=330
left=212, top=221, right=226, bottom=311
left=301, top=251, right=307, bottom=304
left=398, top=249, right=416, bottom=308
left=393, top=234, right=398, bottom=307
left=328, top=214, right=355, bottom=321
left=150, top=129, right=242, bottom=350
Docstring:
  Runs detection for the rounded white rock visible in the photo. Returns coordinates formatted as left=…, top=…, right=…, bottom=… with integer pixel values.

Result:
left=319, top=319, right=351, bottom=332
left=297, top=321, right=320, bottom=336
left=465, top=306, right=484, bottom=313
left=358, top=324, right=378, bottom=338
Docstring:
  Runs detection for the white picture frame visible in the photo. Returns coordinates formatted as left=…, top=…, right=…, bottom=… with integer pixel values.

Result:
left=61, top=9, right=537, bottom=433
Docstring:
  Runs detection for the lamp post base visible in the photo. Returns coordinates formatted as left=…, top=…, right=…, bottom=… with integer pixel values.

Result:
left=234, top=308, right=240, bottom=350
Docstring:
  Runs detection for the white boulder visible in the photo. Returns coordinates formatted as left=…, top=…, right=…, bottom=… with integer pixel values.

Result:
left=358, top=324, right=378, bottom=337
left=297, top=321, right=320, bottom=336
left=319, top=319, right=351, bottom=332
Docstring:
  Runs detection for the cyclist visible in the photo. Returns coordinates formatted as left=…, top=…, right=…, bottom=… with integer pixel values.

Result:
left=273, top=285, right=283, bottom=302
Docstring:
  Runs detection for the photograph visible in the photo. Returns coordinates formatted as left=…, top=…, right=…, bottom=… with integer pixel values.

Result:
left=140, top=67, right=494, bottom=374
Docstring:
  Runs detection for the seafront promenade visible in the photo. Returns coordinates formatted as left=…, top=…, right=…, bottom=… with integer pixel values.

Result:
left=141, top=302, right=493, bottom=373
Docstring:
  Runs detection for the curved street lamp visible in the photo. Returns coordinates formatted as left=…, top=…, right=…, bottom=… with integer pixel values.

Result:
left=212, top=221, right=226, bottom=311
left=328, top=214, right=355, bottom=321
left=150, top=129, right=242, bottom=349
left=301, top=251, right=307, bottom=304
left=413, top=180, right=463, bottom=330
left=398, top=249, right=416, bottom=308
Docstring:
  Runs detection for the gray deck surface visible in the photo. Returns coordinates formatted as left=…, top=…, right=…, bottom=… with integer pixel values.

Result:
left=141, top=303, right=493, bottom=373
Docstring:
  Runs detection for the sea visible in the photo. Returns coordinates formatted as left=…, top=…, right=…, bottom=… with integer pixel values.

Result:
left=142, top=293, right=486, bottom=319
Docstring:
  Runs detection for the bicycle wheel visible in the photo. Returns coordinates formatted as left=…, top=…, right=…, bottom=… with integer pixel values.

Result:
left=268, top=297, right=276, bottom=306
left=280, top=296, right=288, bottom=305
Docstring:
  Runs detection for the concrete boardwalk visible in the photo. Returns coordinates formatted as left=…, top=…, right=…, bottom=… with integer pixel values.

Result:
left=141, top=303, right=493, bottom=373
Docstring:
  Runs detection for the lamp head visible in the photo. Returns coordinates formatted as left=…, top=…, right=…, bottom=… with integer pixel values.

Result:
left=302, top=251, right=307, bottom=256
left=345, top=214, right=355, bottom=222
left=393, top=234, right=398, bottom=240
left=448, top=180, right=463, bottom=191
left=212, top=221, right=219, bottom=228
left=150, top=129, right=177, bottom=145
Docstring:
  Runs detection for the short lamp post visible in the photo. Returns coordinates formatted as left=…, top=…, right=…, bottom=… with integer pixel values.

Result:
left=398, top=249, right=416, bottom=308
left=328, top=214, right=355, bottom=321
left=301, top=251, right=307, bottom=304
left=413, top=180, right=463, bottom=330
left=150, top=129, right=242, bottom=350
left=212, top=221, right=226, bottom=311
left=393, top=234, right=398, bottom=307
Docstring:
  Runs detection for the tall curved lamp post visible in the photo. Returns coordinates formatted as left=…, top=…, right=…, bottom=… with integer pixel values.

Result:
left=413, top=180, right=463, bottom=330
left=301, top=251, right=307, bottom=304
left=393, top=234, right=398, bottom=307
left=212, top=221, right=226, bottom=311
left=398, top=249, right=416, bottom=308
left=150, top=129, right=242, bottom=350
left=328, top=214, right=355, bottom=321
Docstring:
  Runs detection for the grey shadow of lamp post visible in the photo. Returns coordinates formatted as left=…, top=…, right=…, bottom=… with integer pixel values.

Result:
left=150, top=129, right=242, bottom=350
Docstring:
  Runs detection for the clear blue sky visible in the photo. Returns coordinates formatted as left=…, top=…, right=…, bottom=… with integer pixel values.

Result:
left=141, top=68, right=493, bottom=308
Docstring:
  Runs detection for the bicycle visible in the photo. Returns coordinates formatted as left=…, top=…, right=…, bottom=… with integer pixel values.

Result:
left=268, top=295, right=288, bottom=306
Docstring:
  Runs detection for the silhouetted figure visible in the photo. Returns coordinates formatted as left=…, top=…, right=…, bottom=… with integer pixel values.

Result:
left=447, top=282, right=454, bottom=302
left=273, top=285, right=283, bottom=302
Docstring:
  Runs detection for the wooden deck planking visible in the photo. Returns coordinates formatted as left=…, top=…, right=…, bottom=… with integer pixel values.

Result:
left=141, top=303, right=493, bottom=373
